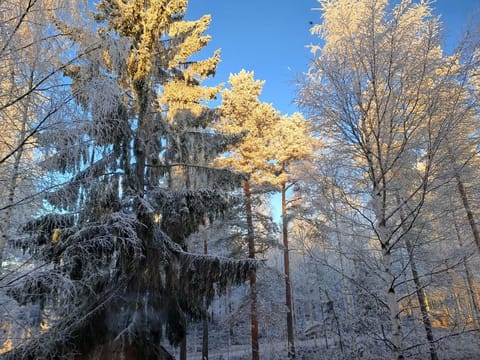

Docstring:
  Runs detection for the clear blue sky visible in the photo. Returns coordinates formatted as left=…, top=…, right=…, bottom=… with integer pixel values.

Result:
left=186, top=0, right=479, bottom=116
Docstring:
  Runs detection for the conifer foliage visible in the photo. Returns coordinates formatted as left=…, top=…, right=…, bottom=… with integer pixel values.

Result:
left=2, top=1, right=256, bottom=359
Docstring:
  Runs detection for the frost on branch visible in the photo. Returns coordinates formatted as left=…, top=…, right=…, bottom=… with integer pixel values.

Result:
left=4, top=207, right=259, bottom=359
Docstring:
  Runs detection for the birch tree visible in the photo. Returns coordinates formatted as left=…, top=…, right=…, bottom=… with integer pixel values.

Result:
left=293, top=150, right=389, bottom=359
left=0, top=0, right=87, bottom=270
left=299, top=1, right=478, bottom=358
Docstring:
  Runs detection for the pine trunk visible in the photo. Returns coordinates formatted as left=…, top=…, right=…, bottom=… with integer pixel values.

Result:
left=133, top=83, right=148, bottom=197
left=202, top=318, right=208, bottom=360
left=281, top=180, right=295, bottom=359
left=202, top=226, right=209, bottom=360
left=180, top=336, right=187, bottom=360
left=243, top=180, right=260, bottom=360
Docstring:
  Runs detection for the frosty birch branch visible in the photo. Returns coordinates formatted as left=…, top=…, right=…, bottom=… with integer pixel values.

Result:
left=0, top=0, right=38, bottom=57
left=0, top=44, right=100, bottom=113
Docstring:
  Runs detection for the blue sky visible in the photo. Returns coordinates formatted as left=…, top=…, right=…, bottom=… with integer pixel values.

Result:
left=186, top=0, right=479, bottom=117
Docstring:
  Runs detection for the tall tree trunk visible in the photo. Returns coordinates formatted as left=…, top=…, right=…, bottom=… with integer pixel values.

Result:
left=243, top=180, right=259, bottom=360
left=281, top=179, right=295, bottom=359
left=0, top=98, right=28, bottom=270
left=323, top=289, right=344, bottom=353
left=396, top=195, right=438, bottom=360
left=455, top=174, right=480, bottom=252
left=333, top=194, right=358, bottom=358
left=0, top=150, right=22, bottom=270
left=377, top=220, right=404, bottom=360
left=227, top=286, right=233, bottom=357
left=451, top=197, right=480, bottom=327
left=202, top=222, right=209, bottom=360
left=202, top=316, right=208, bottom=360
left=319, top=291, right=329, bottom=350
left=372, top=182, right=404, bottom=360
left=463, top=261, right=480, bottom=328
left=371, top=171, right=405, bottom=360
left=383, top=248, right=404, bottom=360
left=404, top=238, right=438, bottom=360
left=133, top=82, right=149, bottom=197
left=180, top=335, right=187, bottom=360
left=398, top=248, right=422, bottom=358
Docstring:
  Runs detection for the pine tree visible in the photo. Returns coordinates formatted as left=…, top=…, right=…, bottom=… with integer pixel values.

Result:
left=270, top=113, right=313, bottom=359
left=215, top=69, right=280, bottom=360
left=3, top=1, right=256, bottom=359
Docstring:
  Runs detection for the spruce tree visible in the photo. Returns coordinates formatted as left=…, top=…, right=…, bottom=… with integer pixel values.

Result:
left=3, top=1, right=256, bottom=359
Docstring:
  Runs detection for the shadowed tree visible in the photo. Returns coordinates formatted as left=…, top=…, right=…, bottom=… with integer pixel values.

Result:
left=1, top=1, right=257, bottom=359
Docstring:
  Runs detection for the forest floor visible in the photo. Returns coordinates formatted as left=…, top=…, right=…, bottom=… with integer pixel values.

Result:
left=185, top=338, right=334, bottom=360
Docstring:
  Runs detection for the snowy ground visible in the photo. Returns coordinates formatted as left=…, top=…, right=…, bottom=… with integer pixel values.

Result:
left=185, top=338, right=335, bottom=360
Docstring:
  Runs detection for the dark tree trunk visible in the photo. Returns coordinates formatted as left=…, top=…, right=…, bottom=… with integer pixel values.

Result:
left=396, top=195, right=437, bottom=360
left=202, top=317, right=209, bottom=360
left=456, top=174, right=480, bottom=252
left=404, top=238, right=438, bottom=360
left=451, top=199, right=480, bottom=327
left=132, top=80, right=152, bottom=197
left=243, top=180, right=260, bottom=360
left=180, top=335, right=187, bottom=360
left=281, top=178, right=295, bottom=359
left=75, top=342, right=175, bottom=360
left=202, top=226, right=209, bottom=360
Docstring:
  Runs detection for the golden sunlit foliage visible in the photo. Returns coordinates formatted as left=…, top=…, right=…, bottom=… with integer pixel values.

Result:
left=215, top=70, right=313, bottom=187
left=214, top=70, right=280, bottom=184
left=95, top=0, right=220, bottom=120
left=271, top=112, right=313, bottom=185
